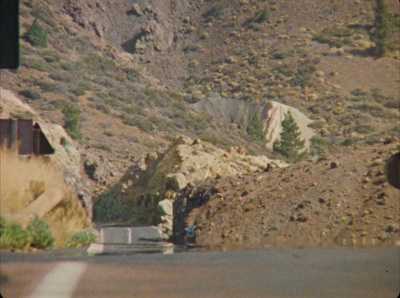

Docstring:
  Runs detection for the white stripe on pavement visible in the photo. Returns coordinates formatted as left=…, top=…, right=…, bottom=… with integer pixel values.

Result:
left=30, top=262, right=87, bottom=298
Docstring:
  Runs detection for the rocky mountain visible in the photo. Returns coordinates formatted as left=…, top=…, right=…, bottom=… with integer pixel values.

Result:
left=0, top=0, right=399, bottom=248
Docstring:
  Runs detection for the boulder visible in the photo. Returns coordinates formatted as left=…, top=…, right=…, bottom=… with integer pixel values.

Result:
left=166, top=173, right=188, bottom=191
left=157, top=199, right=173, bottom=216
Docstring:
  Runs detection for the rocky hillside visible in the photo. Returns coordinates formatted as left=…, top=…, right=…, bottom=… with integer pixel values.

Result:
left=173, top=141, right=399, bottom=249
left=1, top=0, right=398, bottom=169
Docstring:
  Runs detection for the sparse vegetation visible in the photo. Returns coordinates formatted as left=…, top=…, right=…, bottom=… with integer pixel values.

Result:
left=19, top=87, right=42, bottom=100
left=313, top=25, right=353, bottom=48
left=93, top=143, right=112, bottom=152
left=62, top=101, right=82, bottom=139
left=309, top=136, right=329, bottom=157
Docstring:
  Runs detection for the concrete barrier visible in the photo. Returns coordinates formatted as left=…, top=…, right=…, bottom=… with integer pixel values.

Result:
left=99, top=226, right=167, bottom=244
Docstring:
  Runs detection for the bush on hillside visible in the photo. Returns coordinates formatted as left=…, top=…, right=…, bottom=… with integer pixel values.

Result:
left=0, top=220, right=32, bottom=251
left=247, top=113, right=265, bottom=141
left=27, top=214, right=54, bottom=249
left=24, top=18, right=47, bottom=48
left=19, top=87, right=42, bottom=100
left=66, top=230, right=95, bottom=248
left=62, top=101, right=82, bottom=139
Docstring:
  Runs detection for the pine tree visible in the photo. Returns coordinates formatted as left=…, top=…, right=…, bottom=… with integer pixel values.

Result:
left=370, top=0, right=394, bottom=57
left=273, top=111, right=307, bottom=163
left=24, top=18, right=47, bottom=48
left=247, top=113, right=265, bottom=141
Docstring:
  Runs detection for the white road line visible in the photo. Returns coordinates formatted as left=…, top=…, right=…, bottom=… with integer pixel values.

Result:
left=126, top=227, right=132, bottom=244
left=30, top=262, right=87, bottom=298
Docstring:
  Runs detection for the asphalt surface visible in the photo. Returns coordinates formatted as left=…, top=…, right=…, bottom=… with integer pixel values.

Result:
left=1, top=248, right=399, bottom=297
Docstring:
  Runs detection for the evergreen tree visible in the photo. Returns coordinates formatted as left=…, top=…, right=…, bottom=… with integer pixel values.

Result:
left=24, top=18, right=47, bottom=48
left=273, top=111, right=307, bottom=163
left=247, top=113, right=265, bottom=141
left=370, top=0, right=394, bottom=57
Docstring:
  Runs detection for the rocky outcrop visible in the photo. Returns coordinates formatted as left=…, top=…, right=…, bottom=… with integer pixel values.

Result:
left=93, top=135, right=287, bottom=228
left=64, top=0, right=179, bottom=54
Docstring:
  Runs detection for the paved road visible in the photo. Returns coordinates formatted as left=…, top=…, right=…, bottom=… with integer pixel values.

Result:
left=1, top=248, right=399, bottom=297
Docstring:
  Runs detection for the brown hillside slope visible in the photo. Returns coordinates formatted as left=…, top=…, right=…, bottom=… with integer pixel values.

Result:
left=174, top=141, right=400, bottom=249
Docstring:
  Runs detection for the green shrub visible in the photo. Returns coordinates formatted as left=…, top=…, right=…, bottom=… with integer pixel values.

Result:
left=342, top=137, right=356, bottom=146
left=0, top=217, right=7, bottom=234
left=144, top=141, right=157, bottom=149
left=123, top=116, right=154, bottom=132
left=19, top=87, right=42, bottom=100
left=84, top=53, right=116, bottom=74
left=69, top=85, right=86, bottom=97
left=0, top=221, right=32, bottom=251
left=33, top=79, right=57, bottom=92
left=61, top=62, right=76, bottom=71
left=94, top=103, right=111, bottom=115
left=293, top=58, right=320, bottom=87
left=24, top=18, right=47, bottom=48
left=247, top=113, right=265, bottom=141
left=66, top=230, right=96, bottom=248
left=27, top=214, right=54, bottom=249
left=123, top=67, right=141, bottom=82
left=354, top=103, right=385, bottom=118
left=271, top=49, right=293, bottom=60
left=62, top=101, right=82, bottom=139
left=93, top=193, right=134, bottom=222
left=312, top=26, right=352, bottom=48
left=309, top=136, right=329, bottom=157
left=103, top=129, right=115, bottom=137
left=93, top=143, right=112, bottom=152
left=254, top=5, right=270, bottom=24
left=42, top=50, right=60, bottom=63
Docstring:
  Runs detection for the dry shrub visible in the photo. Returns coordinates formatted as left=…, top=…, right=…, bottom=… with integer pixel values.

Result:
left=0, top=147, right=64, bottom=214
left=0, top=147, right=87, bottom=247
left=44, top=193, right=88, bottom=247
